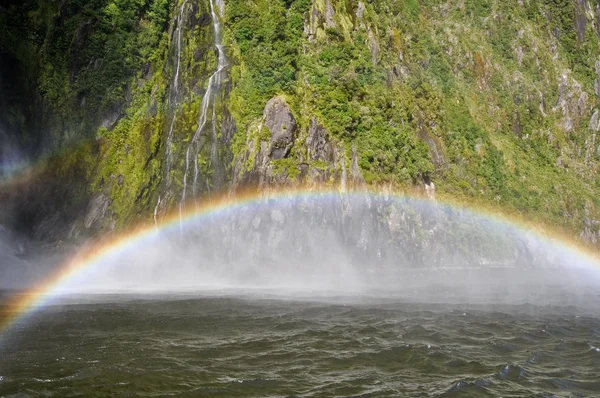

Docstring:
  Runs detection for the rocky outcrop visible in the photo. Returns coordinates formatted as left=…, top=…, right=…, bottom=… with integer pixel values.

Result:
left=233, top=99, right=368, bottom=191
left=264, top=97, right=297, bottom=160
left=305, top=118, right=336, bottom=184
left=6, top=0, right=600, bottom=252
left=84, top=193, right=111, bottom=230
left=323, top=0, right=336, bottom=29
left=554, top=72, right=589, bottom=133
left=351, top=146, right=367, bottom=190
left=233, top=97, right=299, bottom=190
left=580, top=202, right=600, bottom=244
left=306, top=118, right=334, bottom=163
left=590, top=110, right=600, bottom=131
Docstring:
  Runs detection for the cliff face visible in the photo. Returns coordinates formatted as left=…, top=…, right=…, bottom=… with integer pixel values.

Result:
left=2, top=0, right=600, bottom=245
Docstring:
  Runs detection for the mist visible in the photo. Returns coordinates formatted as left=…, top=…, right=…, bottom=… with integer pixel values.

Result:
left=1, top=193, right=595, bottom=308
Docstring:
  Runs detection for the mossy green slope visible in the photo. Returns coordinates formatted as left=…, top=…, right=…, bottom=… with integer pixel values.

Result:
left=2, top=0, right=600, bottom=244
left=225, top=0, right=600, bottom=242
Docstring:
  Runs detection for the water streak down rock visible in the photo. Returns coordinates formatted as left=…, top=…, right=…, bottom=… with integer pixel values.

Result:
left=181, top=0, right=228, bottom=210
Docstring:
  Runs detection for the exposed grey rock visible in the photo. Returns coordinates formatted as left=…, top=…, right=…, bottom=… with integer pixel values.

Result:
left=306, top=118, right=334, bottom=162
left=84, top=194, right=111, bottom=229
left=425, top=181, right=436, bottom=201
left=100, top=105, right=122, bottom=130
left=356, top=1, right=366, bottom=19
left=416, top=118, right=447, bottom=169
left=69, top=21, right=91, bottom=84
left=474, top=138, right=484, bottom=155
left=596, top=3, right=600, bottom=40
left=563, top=117, right=573, bottom=133
left=305, top=4, right=320, bottom=43
left=264, top=97, right=297, bottom=160
left=351, top=145, right=367, bottom=190
left=575, top=0, right=587, bottom=44
left=512, top=110, right=523, bottom=138
left=324, top=0, right=336, bottom=29
left=305, top=119, right=339, bottom=184
left=368, top=29, right=380, bottom=65
left=340, top=148, right=348, bottom=192
left=585, top=133, right=597, bottom=165
left=515, top=45, right=524, bottom=66
left=590, top=110, right=600, bottom=131
left=539, top=91, right=547, bottom=117
left=554, top=72, right=587, bottom=133
left=581, top=202, right=600, bottom=244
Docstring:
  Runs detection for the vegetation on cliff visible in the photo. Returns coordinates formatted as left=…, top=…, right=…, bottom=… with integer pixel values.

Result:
left=2, top=0, right=600, bottom=245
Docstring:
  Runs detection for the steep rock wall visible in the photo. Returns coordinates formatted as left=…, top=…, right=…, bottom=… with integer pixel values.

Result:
left=3, top=0, right=600, bottom=248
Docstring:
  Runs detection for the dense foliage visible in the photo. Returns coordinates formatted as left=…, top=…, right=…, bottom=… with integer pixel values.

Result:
left=225, top=0, right=600, bottom=235
left=2, top=0, right=600, bottom=243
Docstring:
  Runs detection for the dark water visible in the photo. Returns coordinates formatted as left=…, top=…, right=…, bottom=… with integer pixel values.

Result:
left=2, top=292, right=600, bottom=397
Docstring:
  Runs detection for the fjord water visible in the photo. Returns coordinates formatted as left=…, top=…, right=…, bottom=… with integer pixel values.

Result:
left=2, top=294, right=600, bottom=397
left=1, top=193, right=600, bottom=397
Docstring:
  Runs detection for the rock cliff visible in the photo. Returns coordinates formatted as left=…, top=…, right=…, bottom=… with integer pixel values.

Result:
left=1, top=0, right=600, bottom=247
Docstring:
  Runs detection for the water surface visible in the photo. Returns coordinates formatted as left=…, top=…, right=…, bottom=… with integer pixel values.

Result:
left=2, top=290, right=600, bottom=397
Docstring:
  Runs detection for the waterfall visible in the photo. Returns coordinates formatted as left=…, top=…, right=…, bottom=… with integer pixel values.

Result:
left=173, top=0, right=188, bottom=94
left=164, top=111, right=177, bottom=187
left=155, top=0, right=190, bottom=223
left=181, top=0, right=228, bottom=209
left=165, top=0, right=188, bottom=188
left=154, top=195, right=161, bottom=228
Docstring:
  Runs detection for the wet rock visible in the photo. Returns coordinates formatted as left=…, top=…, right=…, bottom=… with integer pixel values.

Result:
left=416, top=116, right=447, bottom=169
left=351, top=146, right=367, bottom=190
left=356, top=1, right=366, bottom=19
left=0, top=224, right=25, bottom=257
left=306, top=118, right=334, bottom=162
left=575, top=0, right=587, bottom=44
left=324, top=0, right=336, bottom=29
left=596, top=3, right=600, bottom=40
left=554, top=72, right=587, bottom=133
left=264, top=97, right=297, bottom=160
left=512, top=110, right=523, bottom=138
left=590, top=110, right=600, bottom=131
left=84, top=194, right=111, bottom=229
left=305, top=119, right=339, bottom=184
left=425, top=181, right=436, bottom=201
left=100, top=104, right=122, bottom=130
left=515, top=45, right=524, bottom=66
left=368, top=29, right=380, bottom=65
left=69, top=21, right=91, bottom=84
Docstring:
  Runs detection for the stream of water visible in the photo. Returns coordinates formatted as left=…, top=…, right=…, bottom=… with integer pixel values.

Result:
left=182, top=0, right=228, bottom=208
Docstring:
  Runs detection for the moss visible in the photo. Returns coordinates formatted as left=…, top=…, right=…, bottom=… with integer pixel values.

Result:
left=272, top=158, right=301, bottom=181
left=7, top=0, right=600, bottom=244
left=312, top=160, right=329, bottom=171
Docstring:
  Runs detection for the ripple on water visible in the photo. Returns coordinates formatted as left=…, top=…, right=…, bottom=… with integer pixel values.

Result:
left=2, top=296, right=600, bottom=397
left=497, top=364, right=528, bottom=381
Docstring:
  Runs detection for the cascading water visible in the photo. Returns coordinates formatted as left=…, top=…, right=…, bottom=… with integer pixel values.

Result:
left=163, top=0, right=188, bottom=189
left=173, top=0, right=188, bottom=95
left=181, top=0, right=228, bottom=210
left=164, top=111, right=177, bottom=187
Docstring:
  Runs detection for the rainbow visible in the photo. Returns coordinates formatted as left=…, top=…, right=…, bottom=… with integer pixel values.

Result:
left=1, top=188, right=599, bottom=334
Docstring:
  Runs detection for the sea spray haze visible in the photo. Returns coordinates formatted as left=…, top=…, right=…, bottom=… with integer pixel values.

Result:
left=1, top=193, right=600, bottom=397
left=3, top=193, right=598, bottom=307
left=2, top=1, right=600, bottom=396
